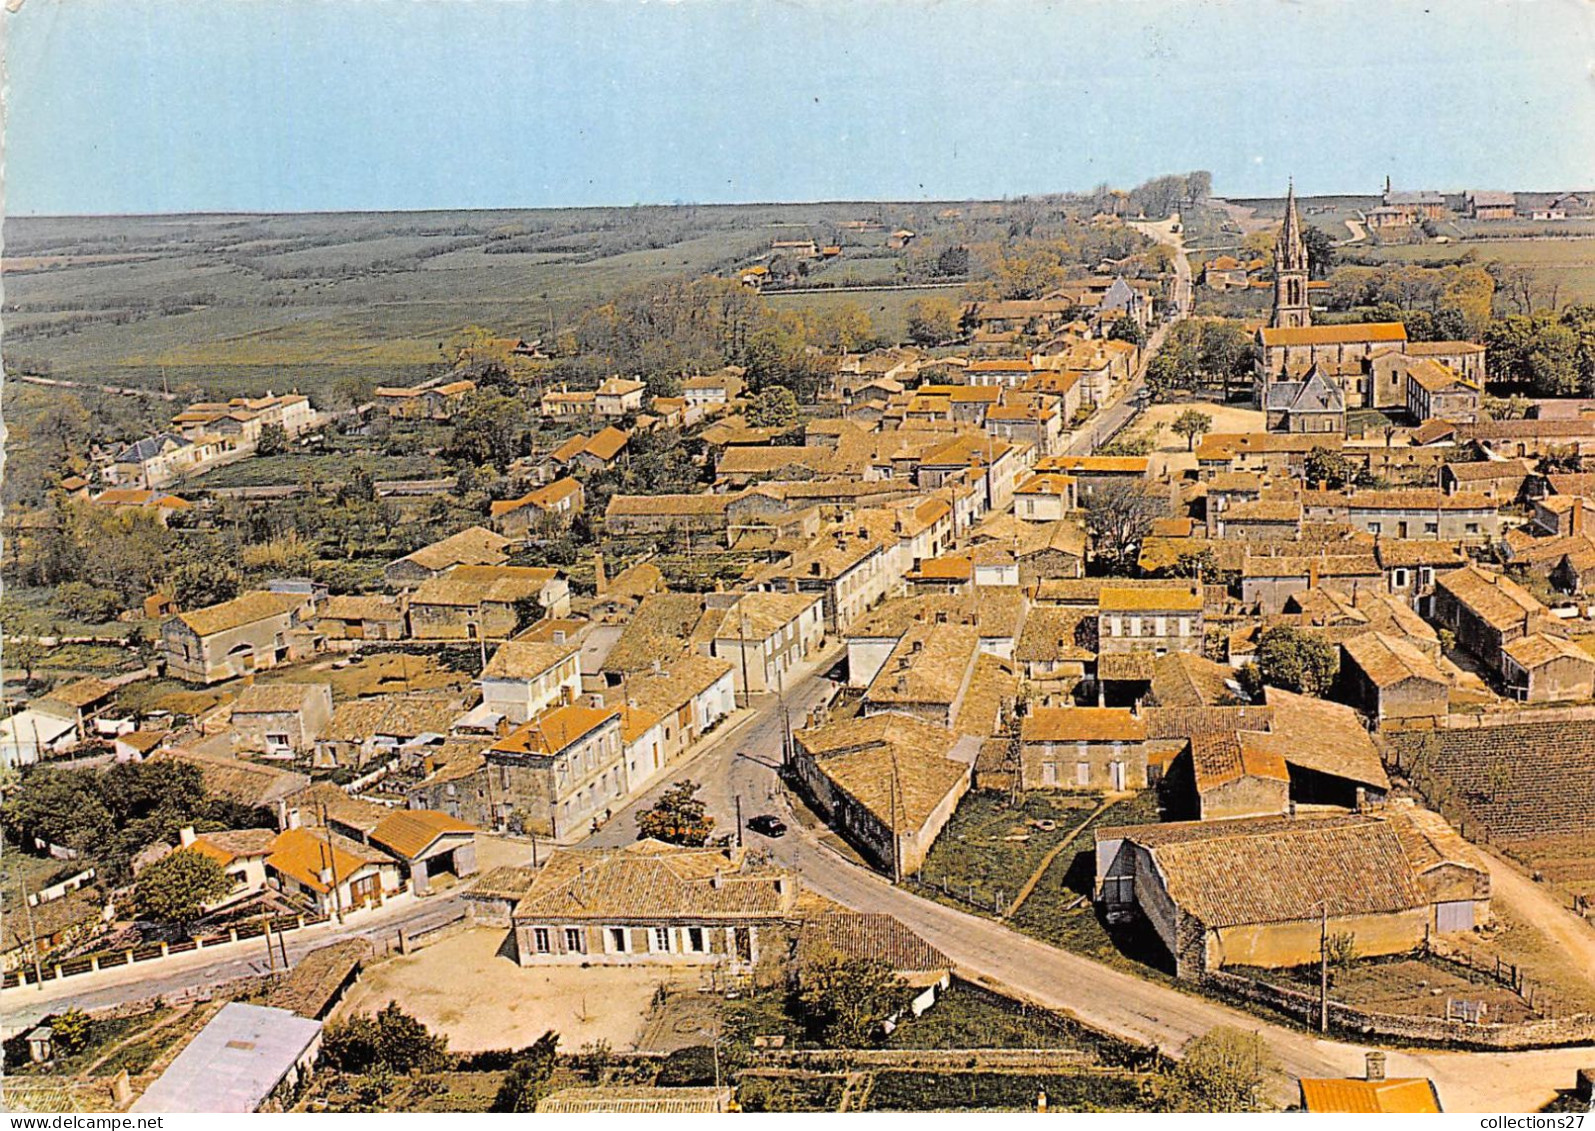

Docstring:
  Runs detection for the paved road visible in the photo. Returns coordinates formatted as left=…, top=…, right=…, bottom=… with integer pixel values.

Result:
left=579, top=652, right=1591, bottom=1112
left=1065, top=215, right=1192, bottom=457
left=0, top=883, right=471, bottom=1034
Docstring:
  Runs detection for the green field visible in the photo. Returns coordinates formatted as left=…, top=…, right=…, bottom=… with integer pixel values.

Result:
left=764, top=284, right=965, bottom=342
left=1347, top=237, right=1595, bottom=304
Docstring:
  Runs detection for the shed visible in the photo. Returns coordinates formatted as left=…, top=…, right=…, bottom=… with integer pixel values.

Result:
left=131, top=1003, right=323, bottom=1113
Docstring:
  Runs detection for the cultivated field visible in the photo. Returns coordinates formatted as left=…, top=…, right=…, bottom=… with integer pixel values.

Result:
left=1349, top=237, right=1595, bottom=305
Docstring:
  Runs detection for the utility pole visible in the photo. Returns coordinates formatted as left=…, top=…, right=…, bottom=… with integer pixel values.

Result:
left=20, top=882, right=44, bottom=990
left=262, top=910, right=277, bottom=973
left=734, top=795, right=744, bottom=848
left=319, top=803, right=345, bottom=924
left=1319, top=903, right=1330, bottom=1034
left=776, top=662, right=792, bottom=767
left=886, top=746, right=903, bottom=885
left=737, top=611, right=752, bottom=709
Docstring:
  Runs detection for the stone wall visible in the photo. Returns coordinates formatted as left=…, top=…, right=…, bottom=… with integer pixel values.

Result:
left=1204, top=969, right=1595, bottom=1050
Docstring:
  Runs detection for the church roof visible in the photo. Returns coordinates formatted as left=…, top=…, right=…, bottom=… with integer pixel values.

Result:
left=1259, top=322, right=1408, bottom=348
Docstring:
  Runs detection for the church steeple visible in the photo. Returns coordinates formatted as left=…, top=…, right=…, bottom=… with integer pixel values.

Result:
left=1271, top=180, right=1311, bottom=329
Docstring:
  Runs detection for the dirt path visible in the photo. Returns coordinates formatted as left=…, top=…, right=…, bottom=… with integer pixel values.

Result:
left=1002, top=798, right=1111, bottom=921
left=1481, top=849, right=1595, bottom=1005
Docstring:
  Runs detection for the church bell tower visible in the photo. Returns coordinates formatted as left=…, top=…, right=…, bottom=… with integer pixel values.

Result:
left=1271, top=180, right=1311, bottom=330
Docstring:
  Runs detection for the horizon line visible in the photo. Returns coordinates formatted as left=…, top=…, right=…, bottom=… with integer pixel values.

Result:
left=11, top=182, right=1594, bottom=224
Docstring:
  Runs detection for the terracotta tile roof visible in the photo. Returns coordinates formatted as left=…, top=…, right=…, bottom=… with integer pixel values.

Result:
left=189, top=828, right=276, bottom=866
left=1436, top=564, right=1548, bottom=631
left=323, top=696, right=460, bottom=743
left=846, top=589, right=1027, bottom=641
left=796, top=913, right=952, bottom=975
left=267, top=827, right=388, bottom=894
left=1022, top=707, right=1145, bottom=743
left=1190, top=730, right=1289, bottom=792
left=175, top=591, right=304, bottom=637
left=317, top=595, right=403, bottom=622
left=865, top=625, right=981, bottom=709
left=1141, top=705, right=1273, bottom=740
left=604, top=593, right=708, bottom=673
left=1258, top=322, right=1407, bottom=347
left=513, top=839, right=796, bottom=921
left=148, top=748, right=309, bottom=808
left=605, top=493, right=732, bottom=517
left=410, top=565, right=559, bottom=608
left=1342, top=632, right=1448, bottom=689
left=369, top=809, right=477, bottom=860
left=1039, top=455, right=1149, bottom=475
left=1015, top=606, right=1095, bottom=662
left=583, top=426, right=631, bottom=462
left=266, top=938, right=374, bottom=1019
left=1098, top=585, right=1203, bottom=612
left=231, top=682, right=327, bottom=715
left=467, top=865, right=540, bottom=902
left=1143, top=816, right=1427, bottom=927
left=1502, top=632, right=1591, bottom=670
left=41, top=677, right=117, bottom=710
left=491, top=703, right=618, bottom=758
left=551, top=433, right=591, bottom=463
left=1259, top=686, right=1390, bottom=791
left=482, top=639, right=579, bottom=681
left=1374, top=540, right=1468, bottom=569
left=1149, top=653, right=1242, bottom=707
left=398, top=526, right=512, bottom=574
left=1015, top=473, right=1076, bottom=496
left=1299, top=1078, right=1440, bottom=1114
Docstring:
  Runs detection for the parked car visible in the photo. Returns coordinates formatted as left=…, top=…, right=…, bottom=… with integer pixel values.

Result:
left=747, top=814, right=787, bottom=838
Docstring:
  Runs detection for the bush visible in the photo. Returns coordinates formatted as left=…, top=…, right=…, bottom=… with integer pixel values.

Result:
left=655, top=1044, right=718, bottom=1087
left=53, top=582, right=124, bottom=623
left=321, top=1002, right=448, bottom=1075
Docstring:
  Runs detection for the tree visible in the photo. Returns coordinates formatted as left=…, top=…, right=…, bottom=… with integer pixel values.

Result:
left=1302, top=446, right=1358, bottom=489
left=7, top=638, right=46, bottom=687
left=636, top=780, right=714, bottom=846
left=1254, top=626, right=1339, bottom=697
left=54, top=582, right=124, bottom=624
left=511, top=594, right=544, bottom=635
left=321, top=1002, right=449, bottom=1075
left=1324, top=931, right=1360, bottom=982
left=1108, top=315, right=1147, bottom=348
left=133, top=848, right=232, bottom=931
left=169, top=559, right=242, bottom=611
left=1171, top=409, right=1213, bottom=451
left=744, top=386, right=799, bottom=429
left=793, top=952, right=908, bottom=1047
left=1301, top=225, right=1336, bottom=280
left=1195, top=321, right=1257, bottom=400
left=1158, top=1026, right=1279, bottom=1113
left=255, top=422, right=289, bottom=458
left=49, top=1008, right=93, bottom=1056
left=446, top=389, right=525, bottom=472
left=1085, top=479, right=1160, bottom=575
left=490, top=1031, right=560, bottom=1112
left=904, top=297, right=960, bottom=346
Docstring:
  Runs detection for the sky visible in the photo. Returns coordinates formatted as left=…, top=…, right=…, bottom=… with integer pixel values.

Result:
left=5, top=0, right=1595, bottom=216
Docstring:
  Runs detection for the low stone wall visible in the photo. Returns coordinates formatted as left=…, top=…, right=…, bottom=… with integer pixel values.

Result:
left=763, top=1048, right=1098, bottom=1070
left=1204, top=969, right=1595, bottom=1050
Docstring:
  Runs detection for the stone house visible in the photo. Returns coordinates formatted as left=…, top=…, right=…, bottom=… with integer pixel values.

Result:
left=860, top=625, right=981, bottom=729
left=480, top=639, right=583, bottom=724
left=265, top=827, right=403, bottom=916
left=1338, top=632, right=1450, bottom=728
left=1500, top=633, right=1595, bottom=702
left=603, top=493, right=733, bottom=537
left=383, top=527, right=512, bottom=589
left=594, top=376, right=647, bottom=417
left=182, top=827, right=276, bottom=910
left=1095, top=808, right=1488, bottom=979
left=1096, top=585, right=1204, bottom=656
left=1019, top=707, right=1147, bottom=791
left=407, top=565, right=571, bottom=640
left=1013, top=473, right=1078, bottom=522
left=162, top=592, right=311, bottom=685
left=33, top=677, right=119, bottom=742
left=609, top=654, right=736, bottom=793
left=229, top=682, right=334, bottom=756
left=314, top=595, right=407, bottom=642
left=491, top=477, right=585, bottom=536
left=1405, top=359, right=1481, bottom=424
left=703, top=591, right=826, bottom=695
left=791, top=713, right=973, bottom=878
left=507, top=840, right=797, bottom=969
left=1431, top=564, right=1559, bottom=677
left=485, top=702, right=626, bottom=842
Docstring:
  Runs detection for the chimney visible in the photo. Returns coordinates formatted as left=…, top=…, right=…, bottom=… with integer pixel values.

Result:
left=1575, top=498, right=1585, bottom=538
left=1365, top=1051, right=1387, bottom=1082
left=593, top=551, right=607, bottom=596
left=178, top=826, right=197, bottom=848
left=1308, top=560, right=1321, bottom=590
left=318, top=867, right=334, bottom=886
left=774, top=876, right=790, bottom=896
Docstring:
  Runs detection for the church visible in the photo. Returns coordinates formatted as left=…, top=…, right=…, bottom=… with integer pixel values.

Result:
left=1253, top=183, right=1485, bottom=430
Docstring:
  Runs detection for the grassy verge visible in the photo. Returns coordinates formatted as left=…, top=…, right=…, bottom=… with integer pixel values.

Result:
left=861, top=1068, right=1152, bottom=1112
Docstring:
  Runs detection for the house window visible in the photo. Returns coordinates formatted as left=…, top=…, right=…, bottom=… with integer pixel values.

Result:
left=565, top=927, right=585, bottom=954
left=1425, top=522, right=1438, bottom=534
left=1466, top=523, right=1480, bottom=535
left=653, top=927, right=672, bottom=952
left=608, top=927, right=628, bottom=953
left=533, top=927, right=551, bottom=954
left=1393, top=569, right=1409, bottom=588
left=1103, top=876, right=1134, bottom=904
left=1076, top=761, right=1091, bottom=786
left=686, top=927, right=706, bottom=953
left=1042, top=761, right=1057, bottom=786
left=1420, top=567, right=1434, bottom=585
left=266, top=732, right=291, bottom=749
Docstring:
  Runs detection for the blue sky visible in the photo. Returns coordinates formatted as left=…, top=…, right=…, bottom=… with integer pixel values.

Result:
left=5, top=0, right=1594, bottom=215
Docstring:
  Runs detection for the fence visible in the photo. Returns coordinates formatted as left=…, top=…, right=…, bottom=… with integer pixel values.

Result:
left=1203, top=969, right=1595, bottom=1050
left=906, top=874, right=1013, bottom=917
left=2, top=912, right=332, bottom=990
